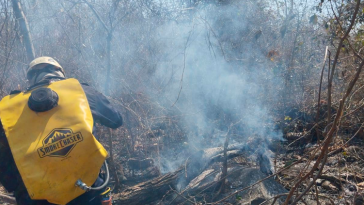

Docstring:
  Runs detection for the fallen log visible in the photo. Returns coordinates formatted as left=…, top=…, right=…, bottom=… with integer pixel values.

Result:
left=173, top=167, right=288, bottom=205
left=112, top=144, right=276, bottom=205
left=113, top=168, right=184, bottom=204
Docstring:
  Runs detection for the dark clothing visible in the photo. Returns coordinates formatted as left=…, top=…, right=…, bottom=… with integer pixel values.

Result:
left=25, top=77, right=123, bottom=129
left=81, top=84, right=122, bottom=129
left=67, top=176, right=106, bottom=205
left=0, top=78, right=122, bottom=205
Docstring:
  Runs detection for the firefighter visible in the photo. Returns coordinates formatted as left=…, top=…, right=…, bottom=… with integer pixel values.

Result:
left=0, top=56, right=123, bottom=205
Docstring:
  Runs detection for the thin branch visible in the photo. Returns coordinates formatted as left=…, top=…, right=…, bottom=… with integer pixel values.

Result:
left=219, top=119, right=242, bottom=194
left=168, top=185, right=197, bottom=205
left=171, top=26, right=193, bottom=107
left=327, top=50, right=332, bottom=122
left=199, top=17, right=227, bottom=61
left=315, top=46, right=329, bottom=137
left=328, top=0, right=360, bottom=91
left=82, top=0, right=110, bottom=33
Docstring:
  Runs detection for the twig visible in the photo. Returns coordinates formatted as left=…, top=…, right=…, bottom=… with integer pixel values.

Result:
left=342, top=102, right=364, bottom=119
left=328, top=121, right=364, bottom=156
left=314, top=184, right=320, bottom=205
left=157, top=189, right=174, bottom=205
left=315, top=46, right=329, bottom=140
left=316, top=46, right=329, bottom=119
left=329, top=1, right=363, bottom=62
left=171, top=26, right=193, bottom=107
left=168, top=185, right=197, bottom=205
left=218, top=120, right=243, bottom=194
left=82, top=0, right=109, bottom=33
left=327, top=50, right=332, bottom=122
left=199, top=17, right=227, bottom=61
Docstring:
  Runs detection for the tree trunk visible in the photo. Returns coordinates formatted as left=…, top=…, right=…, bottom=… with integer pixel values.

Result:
left=12, top=0, right=35, bottom=61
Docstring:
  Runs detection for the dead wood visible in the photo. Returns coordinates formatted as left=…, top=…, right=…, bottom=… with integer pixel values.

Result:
left=320, top=174, right=346, bottom=185
left=184, top=169, right=218, bottom=193
left=202, top=144, right=248, bottom=159
left=113, top=145, right=247, bottom=205
left=339, top=174, right=364, bottom=183
left=204, top=150, right=245, bottom=171
left=211, top=159, right=303, bottom=204
left=319, top=175, right=347, bottom=191
left=113, top=168, right=183, bottom=205
left=0, top=193, right=16, bottom=204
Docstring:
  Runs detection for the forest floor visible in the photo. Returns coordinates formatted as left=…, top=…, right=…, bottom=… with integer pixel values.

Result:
left=0, top=124, right=363, bottom=205
left=108, top=114, right=364, bottom=205
left=275, top=135, right=364, bottom=204
left=106, top=120, right=364, bottom=204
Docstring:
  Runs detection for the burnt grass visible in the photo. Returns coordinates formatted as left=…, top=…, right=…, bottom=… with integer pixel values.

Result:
left=1, top=111, right=364, bottom=205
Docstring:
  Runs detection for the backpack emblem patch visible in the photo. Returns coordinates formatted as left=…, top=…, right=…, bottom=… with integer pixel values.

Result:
left=37, top=128, right=83, bottom=158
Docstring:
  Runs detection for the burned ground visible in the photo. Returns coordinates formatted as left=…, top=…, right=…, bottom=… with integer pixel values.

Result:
left=1, top=0, right=364, bottom=204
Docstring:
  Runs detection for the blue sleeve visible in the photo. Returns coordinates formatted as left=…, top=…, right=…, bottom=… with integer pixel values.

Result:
left=81, top=84, right=123, bottom=129
left=0, top=122, right=22, bottom=192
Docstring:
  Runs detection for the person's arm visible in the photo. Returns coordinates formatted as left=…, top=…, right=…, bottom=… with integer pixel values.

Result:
left=0, top=122, right=22, bottom=192
left=81, top=84, right=123, bottom=129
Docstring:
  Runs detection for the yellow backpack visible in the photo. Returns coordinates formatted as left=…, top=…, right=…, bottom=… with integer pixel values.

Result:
left=0, top=78, right=108, bottom=205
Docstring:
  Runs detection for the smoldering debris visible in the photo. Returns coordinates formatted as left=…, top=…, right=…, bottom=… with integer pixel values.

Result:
left=148, top=3, right=284, bottom=174
left=113, top=141, right=287, bottom=205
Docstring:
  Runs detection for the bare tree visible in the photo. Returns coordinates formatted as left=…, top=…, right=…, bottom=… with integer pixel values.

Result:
left=11, top=0, right=34, bottom=61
